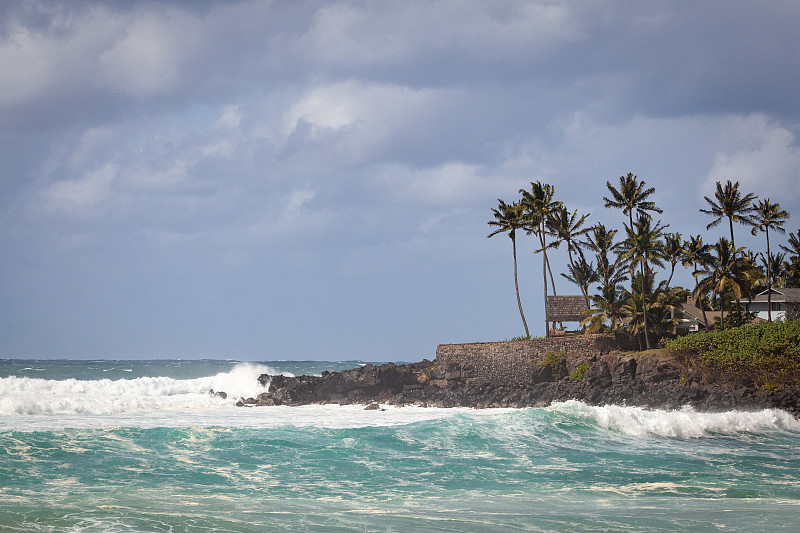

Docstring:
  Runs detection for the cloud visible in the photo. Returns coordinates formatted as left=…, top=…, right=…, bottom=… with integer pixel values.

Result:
left=97, top=8, right=197, bottom=97
left=375, top=162, right=522, bottom=207
left=42, top=163, right=117, bottom=217
left=3, top=1, right=800, bottom=359
left=215, top=104, right=242, bottom=129
left=285, top=186, right=317, bottom=214
left=283, top=81, right=436, bottom=140
left=704, top=115, right=800, bottom=204
left=304, top=1, right=580, bottom=71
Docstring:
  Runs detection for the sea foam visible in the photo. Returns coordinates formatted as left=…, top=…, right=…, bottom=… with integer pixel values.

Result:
left=549, top=399, right=800, bottom=438
left=0, top=362, right=280, bottom=416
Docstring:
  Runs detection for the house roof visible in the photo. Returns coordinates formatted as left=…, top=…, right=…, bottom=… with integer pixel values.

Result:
left=677, top=302, right=722, bottom=323
left=545, top=295, right=588, bottom=322
left=751, top=287, right=800, bottom=303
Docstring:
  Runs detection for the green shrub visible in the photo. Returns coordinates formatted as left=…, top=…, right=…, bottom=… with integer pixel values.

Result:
left=569, top=363, right=590, bottom=381
left=663, top=320, right=800, bottom=386
left=538, top=350, right=567, bottom=374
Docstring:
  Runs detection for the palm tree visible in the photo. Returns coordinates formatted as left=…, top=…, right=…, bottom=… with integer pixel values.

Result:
left=662, top=232, right=683, bottom=288
left=604, top=173, right=663, bottom=297
left=546, top=205, right=592, bottom=306
left=621, top=289, right=647, bottom=350
left=618, top=215, right=667, bottom=349
left=780, top=229, right=800, bottom=258
left=785, top=256, right=800, bottom=288
left=561, top=256, right=599, bottom=309
left=699, top=180, right=757, bottom=251
left=759, top=252, right=786, bottom=290
left=488, top=199, right=530, bottom=339
left=586, top=224, right=620, bottom=285
left=750, top=199, right=790, bottom=321
left=582, top=283, right=629, bottom=334
left=695, top=238, right=748, bottom=329
left=781, top=232, right=800, bottom=288
left=649, top=282, right=687, bottom=338
left=603, top=172, right=663, bottom=230
left=520, top=182, right=561, bottom=335
left=680, top=235, right=714, bottom=329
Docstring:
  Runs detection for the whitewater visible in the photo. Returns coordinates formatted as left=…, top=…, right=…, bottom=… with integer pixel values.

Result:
left=1, top=359, right=799, bottom=532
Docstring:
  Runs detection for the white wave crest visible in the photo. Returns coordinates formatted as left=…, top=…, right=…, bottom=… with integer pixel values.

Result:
left=549, top=400, right=800, bottom=438
left=0, top=362, right=283, bottom=415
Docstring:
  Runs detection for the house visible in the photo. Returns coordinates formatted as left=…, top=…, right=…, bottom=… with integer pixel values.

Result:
left=673, top=297, right=723, bottom=333
left=745, top=288, right=800, bottom=321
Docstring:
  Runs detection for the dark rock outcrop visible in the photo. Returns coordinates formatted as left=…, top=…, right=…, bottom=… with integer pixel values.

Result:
left=249, top=352, right=800, bottom=416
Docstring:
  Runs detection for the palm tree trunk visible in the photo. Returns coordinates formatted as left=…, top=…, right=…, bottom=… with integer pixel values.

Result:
left=766, top=229, right=772, bottom=322
left=666, top=262, right=676, bottom=288
left=511, top=233, right=530, bottom=339
left=641, top=260, right=651, bottom=349
left=539, top=232, right=549, bottom=337
left=693, top=267, right=709, bottom=330
left=541, top=224, right=558, bottom=333
left=727, top=216, right=744, bottom=317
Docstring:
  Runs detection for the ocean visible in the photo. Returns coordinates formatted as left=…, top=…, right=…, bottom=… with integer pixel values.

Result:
left=1, top=359, right=799, bottom=532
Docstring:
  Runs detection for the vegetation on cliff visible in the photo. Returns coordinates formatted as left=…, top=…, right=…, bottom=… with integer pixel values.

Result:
left=664, top=320, right=800, bottom=386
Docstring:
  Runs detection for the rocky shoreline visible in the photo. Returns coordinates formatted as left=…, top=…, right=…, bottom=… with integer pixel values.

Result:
left=235, top=349, right=800, bottom=416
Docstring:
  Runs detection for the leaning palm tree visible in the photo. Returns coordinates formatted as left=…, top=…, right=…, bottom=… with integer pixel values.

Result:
left=618, top=215, right=667, bottom=349
left=604, top=172, right=663, bottom=230
left=546, top=205, right=592, bottom=306
left=520, top=181, right=561, bottom=335
left=750, top=199, right=790, bottom=321
left=699, top=180, right=757, bottom=251
left=681, top=235, right=714, bottom=329
left=488, top=199, right=530, bottom=339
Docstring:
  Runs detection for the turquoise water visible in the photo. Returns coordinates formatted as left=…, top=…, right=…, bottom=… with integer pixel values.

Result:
left=1, top=360, right=799, bottom=532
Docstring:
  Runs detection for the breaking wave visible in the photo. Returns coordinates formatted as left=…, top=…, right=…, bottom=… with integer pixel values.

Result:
left=548, top=400, right=800, bottom=438
left=0, top=362, right=282, bottom=415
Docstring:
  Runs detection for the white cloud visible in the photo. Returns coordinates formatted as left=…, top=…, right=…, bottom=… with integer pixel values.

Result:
left=0, top=4, right=201, bottom=108
left=42, top=163, right=117, bottom=217
left=97, top=8, right=198, bottom=97
left=0, top=25, right=54, bottom=105
left=704, top=115, right=800, bottom=203
left=285, top=186, right=317, bottom=214
left=282, top=80, right=439, bottom=161
left=119, top=159, right=189, bottom=193
left=215, top=104, right=242, bottom=129
left=376, top=162, right=521, bottom=207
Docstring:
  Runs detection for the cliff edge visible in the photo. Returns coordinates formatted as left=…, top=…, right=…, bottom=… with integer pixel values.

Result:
left=243, top=345, right=799, bottom=415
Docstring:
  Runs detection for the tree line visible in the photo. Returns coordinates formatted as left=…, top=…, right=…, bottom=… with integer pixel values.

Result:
left=488, top=174, right=799, bottom=349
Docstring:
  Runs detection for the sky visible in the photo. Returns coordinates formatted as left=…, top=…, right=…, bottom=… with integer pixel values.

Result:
left=2, top=0, right=800, bottom=361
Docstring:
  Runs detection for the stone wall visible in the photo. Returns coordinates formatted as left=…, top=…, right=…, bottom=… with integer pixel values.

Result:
left=435, top=334, right=633, bottom=387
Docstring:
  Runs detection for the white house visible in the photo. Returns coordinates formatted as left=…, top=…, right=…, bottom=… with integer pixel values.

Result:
left=745, top=288, right=800, bottom=321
